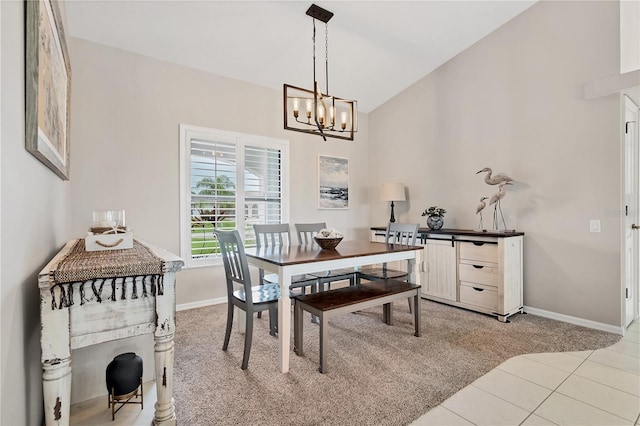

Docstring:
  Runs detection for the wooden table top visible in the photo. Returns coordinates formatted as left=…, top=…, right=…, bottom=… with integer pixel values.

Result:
left=245, top=240, right=423, bottom=267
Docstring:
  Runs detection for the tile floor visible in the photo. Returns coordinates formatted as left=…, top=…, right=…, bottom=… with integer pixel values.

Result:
left=412, top=320, right=640, bottom=426
left=70, top=321, right=640, bottom=425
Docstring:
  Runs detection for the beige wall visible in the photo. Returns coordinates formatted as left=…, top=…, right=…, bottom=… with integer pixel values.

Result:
left=66, top=37, right=371, bottom=400
left=369, top=1, right=622, bottom=326
left=1, top=1, right=72, bottom=424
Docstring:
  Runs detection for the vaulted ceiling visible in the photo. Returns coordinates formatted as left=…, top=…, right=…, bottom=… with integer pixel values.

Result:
left=65, top=1, right=537, bottom=112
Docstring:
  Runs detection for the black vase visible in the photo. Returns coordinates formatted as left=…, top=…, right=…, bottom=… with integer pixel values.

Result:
left=106, top=352, right=143, bottom=397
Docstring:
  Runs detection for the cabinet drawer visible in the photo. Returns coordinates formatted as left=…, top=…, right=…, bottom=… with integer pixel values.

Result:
left=458, top=263, right=498, bottom=287
left=459, top=283, right=497, bottom=311
left=459, top=242, right=498, bottom=263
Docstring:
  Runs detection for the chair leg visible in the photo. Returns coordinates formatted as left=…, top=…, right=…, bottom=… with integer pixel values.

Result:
left=294, top=301, right=304, bottom=356
left=258, top=276, right=264, bottom=318
left=268, top=306, right=277, bottom=336
left=408, top=297, right=414, bottom=314
left=222, top=302, right=234, bottom=351
left=241, top=312, right=254, bottom=370
left=257, top=279, right=264, bottom=319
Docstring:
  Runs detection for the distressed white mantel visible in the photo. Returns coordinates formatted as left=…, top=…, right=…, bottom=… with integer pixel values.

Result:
left=38, top=239, right=183, bottom=425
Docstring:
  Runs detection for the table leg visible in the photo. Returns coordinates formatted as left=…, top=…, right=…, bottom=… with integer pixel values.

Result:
left=41, top=284, right=72, bottom=426
left=42, top=358, right=71, bottom=425
left=153, top=334, right=176, bottom=425
left=278, top=268, right=292, bottom=373
left=406, top=251, right=422, bottom=286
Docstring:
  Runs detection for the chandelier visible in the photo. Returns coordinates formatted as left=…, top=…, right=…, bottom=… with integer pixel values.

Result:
left=283, top=4, right=358, bottom=141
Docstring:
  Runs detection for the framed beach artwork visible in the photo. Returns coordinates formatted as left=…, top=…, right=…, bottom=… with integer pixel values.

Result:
left=318, top=155, right=349, bottom=209
left=25, top=0, right=72, bottom=180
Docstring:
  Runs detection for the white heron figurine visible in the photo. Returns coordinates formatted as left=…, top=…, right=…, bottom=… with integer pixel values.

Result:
left=476, top=197, right=488, bottom=231
left=476, top=167, right=513, bottom=186
left=489, top=182, right=512, bottom=230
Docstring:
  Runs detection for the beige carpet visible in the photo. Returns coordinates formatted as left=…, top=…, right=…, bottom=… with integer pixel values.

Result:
left=173, top=300, right=620, bottom=425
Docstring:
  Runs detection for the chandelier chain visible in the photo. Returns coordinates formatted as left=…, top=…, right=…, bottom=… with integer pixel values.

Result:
left=325, top=22, right=329, bottom=94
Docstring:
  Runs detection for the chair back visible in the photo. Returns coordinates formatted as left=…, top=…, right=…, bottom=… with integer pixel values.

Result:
left=294, top=222, right=327, bottom=245
left=385, top=222, right=419, bottom=246
left=253, top=224, right=292, bottom=248
left=214, top=229, right=254, bottom=304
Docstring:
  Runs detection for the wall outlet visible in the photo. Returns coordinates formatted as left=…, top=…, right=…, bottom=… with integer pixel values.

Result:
left=590, top=219, right=601, bottom=233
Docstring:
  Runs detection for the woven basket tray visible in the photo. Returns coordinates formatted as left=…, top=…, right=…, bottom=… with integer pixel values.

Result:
left=314, top=236, right=343, bottom=250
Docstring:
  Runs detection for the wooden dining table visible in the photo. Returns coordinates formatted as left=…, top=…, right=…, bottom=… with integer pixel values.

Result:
left=245, top=240, right=424, bottom=373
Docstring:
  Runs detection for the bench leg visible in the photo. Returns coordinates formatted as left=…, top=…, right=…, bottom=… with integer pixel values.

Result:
left=319, top=315, right=328, bottom=373
left=383, top=303, right=393, bottom=325
left=294, top=301, right=304, bottom=356
left=413, top=294, right=421, bottom=337
left=311, top=282, right=319, bottom=324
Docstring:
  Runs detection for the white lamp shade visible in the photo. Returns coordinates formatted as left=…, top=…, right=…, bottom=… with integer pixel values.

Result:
left=381, top=183, right=406, bottom=202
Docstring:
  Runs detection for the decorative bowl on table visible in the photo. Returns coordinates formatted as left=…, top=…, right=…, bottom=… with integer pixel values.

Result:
left=314, top=228, right=343, bottom=250
left=314, top=236, right=343, bottom=250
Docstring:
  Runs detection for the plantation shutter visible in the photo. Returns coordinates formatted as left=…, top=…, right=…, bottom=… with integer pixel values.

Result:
left=185, top=132, right=284, bottom=262
left=190, top=139, right=237, bottom=259
left=243, top=144, right=282, bottom=248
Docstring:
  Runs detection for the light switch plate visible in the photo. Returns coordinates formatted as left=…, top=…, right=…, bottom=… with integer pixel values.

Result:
left=590, top=219, right=601, bottom=233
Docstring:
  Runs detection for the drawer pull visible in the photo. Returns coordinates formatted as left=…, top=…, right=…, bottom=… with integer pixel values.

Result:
left=472, top=265, right=484, bottom=269
left=472, top=287, right=484, bottom=292
left=472, top=241, right=485, bottom=246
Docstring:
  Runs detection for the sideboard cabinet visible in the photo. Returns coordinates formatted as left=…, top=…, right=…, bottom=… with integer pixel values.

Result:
left=370, top=227, right=524, bottom=322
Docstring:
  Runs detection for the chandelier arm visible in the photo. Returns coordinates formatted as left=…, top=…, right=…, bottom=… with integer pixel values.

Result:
left=313, top=82, right=327, bottom=141
left=293, top=117, right=350, bottom=133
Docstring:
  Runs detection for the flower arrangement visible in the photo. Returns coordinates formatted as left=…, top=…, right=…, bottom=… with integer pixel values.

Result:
left=316, top=228, right=343, bottom=238
left=421, top=206, right=446, bottom=218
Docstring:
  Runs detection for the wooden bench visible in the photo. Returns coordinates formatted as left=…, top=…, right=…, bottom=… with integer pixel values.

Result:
left=293, top=279, right=421, bottom=373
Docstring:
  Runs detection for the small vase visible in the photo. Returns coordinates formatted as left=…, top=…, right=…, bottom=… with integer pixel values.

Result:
left=106, top=352, right=143, bottom=397
left=427, top=215, right=443, bottom=230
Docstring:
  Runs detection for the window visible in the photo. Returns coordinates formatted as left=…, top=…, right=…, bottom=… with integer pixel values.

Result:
left=179, top=124, right=289, bottom=267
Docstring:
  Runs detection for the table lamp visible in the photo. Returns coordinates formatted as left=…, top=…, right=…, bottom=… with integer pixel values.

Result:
left=381, top=183, right=406, bottom=223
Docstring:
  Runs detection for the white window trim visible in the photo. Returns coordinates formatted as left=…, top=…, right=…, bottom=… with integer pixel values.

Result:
left=179, top=124, right=290, bottom=268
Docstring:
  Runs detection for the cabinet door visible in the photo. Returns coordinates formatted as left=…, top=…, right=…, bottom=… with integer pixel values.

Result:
left=423, top=239, right=457, bottom=301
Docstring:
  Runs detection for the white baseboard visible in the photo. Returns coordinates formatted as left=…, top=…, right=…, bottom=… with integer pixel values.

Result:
left=177, top=297, right=226, bottom=312
left=523, top=305, right=624, bottom=335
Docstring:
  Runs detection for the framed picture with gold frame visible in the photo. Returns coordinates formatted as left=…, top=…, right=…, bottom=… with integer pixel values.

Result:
left=25, top=0, right=72, bottom=180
